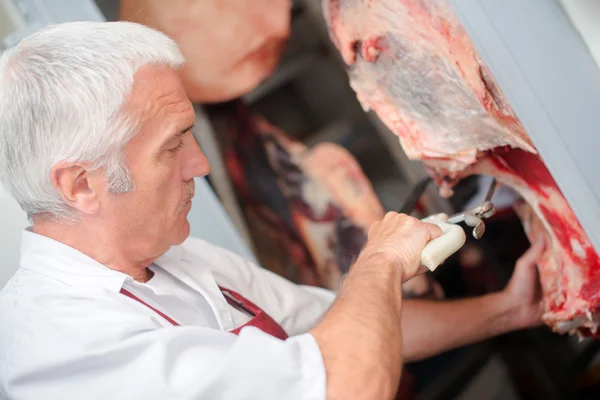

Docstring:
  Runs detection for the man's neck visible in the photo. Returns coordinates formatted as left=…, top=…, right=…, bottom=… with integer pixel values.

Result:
left=33, top=218, right=157, bottom=283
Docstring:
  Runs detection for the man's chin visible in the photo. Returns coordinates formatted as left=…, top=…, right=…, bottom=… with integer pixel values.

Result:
left=173, top=218, right=191, bottom=246
left=169, top=202, right=192, bottom=244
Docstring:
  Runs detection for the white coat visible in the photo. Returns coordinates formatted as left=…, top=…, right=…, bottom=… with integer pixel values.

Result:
left=0, top=229, right=335, bottom=400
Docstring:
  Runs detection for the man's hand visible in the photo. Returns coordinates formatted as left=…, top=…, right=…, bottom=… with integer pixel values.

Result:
left=502, top=234, right=546, bottom=329
left=398, top=235, right=547, bottom=363
left=312, top=212, right=441, bottom=400
left=358, top=212, right=442, bottom=282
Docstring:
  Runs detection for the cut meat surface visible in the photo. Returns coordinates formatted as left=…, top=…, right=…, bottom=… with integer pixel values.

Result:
left=210, top=102, right=377, bottom=289
left=324, top=0, right=535, bottom=172
left=323, top=0, right=600, bottom=335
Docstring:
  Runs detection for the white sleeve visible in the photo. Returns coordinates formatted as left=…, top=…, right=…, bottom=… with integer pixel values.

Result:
left=3, top=298, right=326, bottom=400
left=182, top=237, right=337, bottom=336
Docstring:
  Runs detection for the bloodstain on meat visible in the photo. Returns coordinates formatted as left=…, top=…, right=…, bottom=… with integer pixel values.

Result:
left=323, top=0, right=600, bottom=335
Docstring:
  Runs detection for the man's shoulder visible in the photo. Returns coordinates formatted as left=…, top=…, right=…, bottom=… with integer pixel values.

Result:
left=0, top=271, right=160, bottom=396
left=0, top=269, right=155, bottom=331
left=0, top=271, right=158, bottom=363
left=0, top=272, right=75, bottom=370
left=0, top=268, right=50, bottom=309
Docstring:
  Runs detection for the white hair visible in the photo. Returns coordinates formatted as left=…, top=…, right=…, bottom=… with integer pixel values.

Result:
left=0, top=21, right=185, bottom=220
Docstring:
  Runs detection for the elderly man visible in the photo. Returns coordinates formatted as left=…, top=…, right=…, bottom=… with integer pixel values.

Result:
left=0, top=22, right=545, bottom=400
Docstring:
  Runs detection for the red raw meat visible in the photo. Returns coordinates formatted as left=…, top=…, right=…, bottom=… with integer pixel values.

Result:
left=120, top=0, right=290, bottom=102
left=210, top=102, right=377, bottom=288
left=323, top=0, right=600, bottom=335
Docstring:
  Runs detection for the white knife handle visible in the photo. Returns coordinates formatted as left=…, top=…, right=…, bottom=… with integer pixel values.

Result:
left=420, top=214, right=466, bottom=272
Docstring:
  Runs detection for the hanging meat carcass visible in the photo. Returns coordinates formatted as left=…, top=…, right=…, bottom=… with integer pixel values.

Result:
left=120, top=0, right=291, bottom=102
left=322, top=0, right=600, bottom=336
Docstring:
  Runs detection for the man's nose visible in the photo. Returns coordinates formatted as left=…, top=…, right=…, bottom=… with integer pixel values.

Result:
left=182, top=139, right=210, bottom=181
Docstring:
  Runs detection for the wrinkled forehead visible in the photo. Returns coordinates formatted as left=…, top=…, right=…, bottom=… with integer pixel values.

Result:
left=125, top=64, right=192, bottom=119
left=119, top=64, right=195, bottom=151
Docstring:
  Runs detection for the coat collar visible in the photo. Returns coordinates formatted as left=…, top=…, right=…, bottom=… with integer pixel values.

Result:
left=19, top=228, right=184, bottom=292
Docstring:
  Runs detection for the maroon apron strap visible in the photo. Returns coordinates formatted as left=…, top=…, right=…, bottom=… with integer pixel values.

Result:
left=219, top=286, right=289, bottom=340
left=218, top=287, right=263, bottom=316
left=119, top=286, right=288, bottom=340
left=120, top=288, right=180, bottom=326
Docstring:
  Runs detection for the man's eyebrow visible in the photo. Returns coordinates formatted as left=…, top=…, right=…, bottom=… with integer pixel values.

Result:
left=160, top=124, right=195, bottom=149
left=180, top=124, right=195, bottom=134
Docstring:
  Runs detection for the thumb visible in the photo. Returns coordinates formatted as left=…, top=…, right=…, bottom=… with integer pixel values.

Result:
left=424, top=222, right=443, bottom=241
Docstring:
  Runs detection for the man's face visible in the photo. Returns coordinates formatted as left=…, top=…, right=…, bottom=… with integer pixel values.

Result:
left=99, top=65, right=209, bottom=258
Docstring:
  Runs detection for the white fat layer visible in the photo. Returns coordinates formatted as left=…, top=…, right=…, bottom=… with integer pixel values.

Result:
left=571, top=238, right=587, bottom=259
left=297, top=218, right=341, bottom=289
left=301, top=179, right=332, bottom=217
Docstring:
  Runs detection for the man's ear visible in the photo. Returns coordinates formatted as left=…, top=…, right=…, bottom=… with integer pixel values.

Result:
left=50, top=161, right=101, bottom=215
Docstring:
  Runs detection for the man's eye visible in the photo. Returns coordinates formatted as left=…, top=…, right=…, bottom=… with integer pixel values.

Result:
left=168, top=141, right=185, bottom=153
